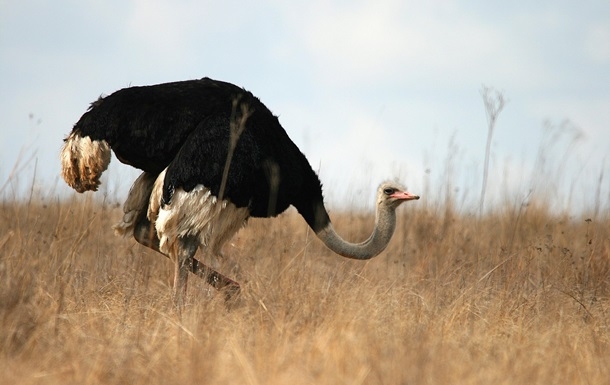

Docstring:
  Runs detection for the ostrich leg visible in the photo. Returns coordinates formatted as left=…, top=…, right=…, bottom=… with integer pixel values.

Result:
left=133, top=214, right=240, bottom=296
left=173, top=235, right=198, bottom=305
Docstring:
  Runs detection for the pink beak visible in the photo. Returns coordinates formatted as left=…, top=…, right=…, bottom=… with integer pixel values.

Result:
left=391, top=190, right=420, bottom=201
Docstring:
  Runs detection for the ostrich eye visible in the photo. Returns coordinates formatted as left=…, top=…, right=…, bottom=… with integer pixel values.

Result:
left=383, top=187, right=395, bottom=195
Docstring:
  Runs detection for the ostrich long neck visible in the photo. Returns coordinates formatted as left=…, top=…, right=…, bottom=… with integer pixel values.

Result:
left=314, top=204, right=397, bottom=260
left=291, top=171, right=399, bottom=260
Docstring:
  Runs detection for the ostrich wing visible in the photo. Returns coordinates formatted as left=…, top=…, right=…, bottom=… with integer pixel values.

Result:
left=161, top=115, right=261, bottom=209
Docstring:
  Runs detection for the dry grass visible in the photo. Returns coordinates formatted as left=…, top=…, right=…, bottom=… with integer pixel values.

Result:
left=1, top=193, right=609, bottom=385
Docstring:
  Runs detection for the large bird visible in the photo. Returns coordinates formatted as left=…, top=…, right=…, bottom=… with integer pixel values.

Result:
left=61, top=77, right=419, bottom=303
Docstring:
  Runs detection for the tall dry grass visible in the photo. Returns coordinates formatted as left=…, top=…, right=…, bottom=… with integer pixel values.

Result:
left=1, top=189, right=609, bottom=385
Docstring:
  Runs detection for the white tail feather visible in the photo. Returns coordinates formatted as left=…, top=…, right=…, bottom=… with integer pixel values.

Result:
left=60, top=132, right=111, bottom=192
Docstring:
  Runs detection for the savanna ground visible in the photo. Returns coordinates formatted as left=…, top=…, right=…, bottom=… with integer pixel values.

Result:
left=1, top=190, right=609, bottom=385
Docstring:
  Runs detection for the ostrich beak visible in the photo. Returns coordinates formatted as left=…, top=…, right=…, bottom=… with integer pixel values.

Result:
left=392, top=191, right=420, bottom=201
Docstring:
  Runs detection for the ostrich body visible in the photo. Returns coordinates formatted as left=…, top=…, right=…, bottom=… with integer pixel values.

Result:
left=61, top=77, right=419, bottom=302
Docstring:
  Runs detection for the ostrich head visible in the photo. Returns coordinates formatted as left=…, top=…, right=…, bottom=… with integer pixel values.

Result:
left=377, top=181, right=420, bottom=210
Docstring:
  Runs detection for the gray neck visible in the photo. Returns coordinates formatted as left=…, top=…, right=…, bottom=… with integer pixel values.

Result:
left=315, top=206, right=397, bottom=260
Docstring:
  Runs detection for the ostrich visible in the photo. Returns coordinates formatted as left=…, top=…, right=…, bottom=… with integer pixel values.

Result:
left=60, top=77, right=419, bottom=303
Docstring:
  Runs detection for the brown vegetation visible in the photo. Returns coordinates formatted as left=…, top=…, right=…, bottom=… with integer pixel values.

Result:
left=1, top=194, right=609, bottom=384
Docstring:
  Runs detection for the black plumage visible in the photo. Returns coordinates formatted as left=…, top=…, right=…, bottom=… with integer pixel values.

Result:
left=71, top=77, right=330, bottom=232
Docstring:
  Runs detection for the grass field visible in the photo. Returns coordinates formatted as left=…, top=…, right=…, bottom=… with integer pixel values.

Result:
left=1, top=191, right=609, bottom=384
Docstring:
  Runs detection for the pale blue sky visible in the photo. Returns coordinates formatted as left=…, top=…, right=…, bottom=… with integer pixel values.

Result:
left=1, top=0, right=608, bottom=213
